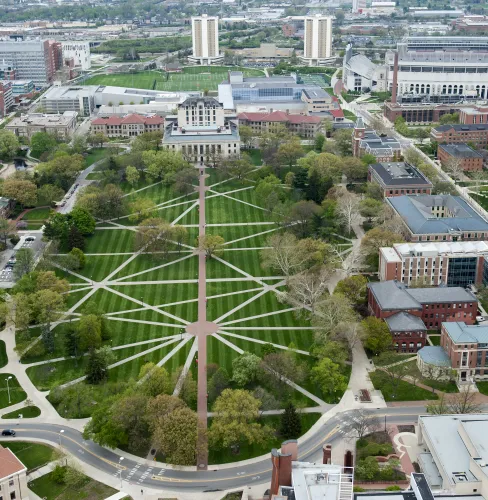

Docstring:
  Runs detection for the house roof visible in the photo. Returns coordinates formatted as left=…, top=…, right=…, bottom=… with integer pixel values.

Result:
left=121, top=113, right=146, bottom=124
left=433, top=123, right=488, bottom=133
left=443, top=322, right=488, bottom=344
left=408, top=287, right=476, bottom=304
left=369, top=162, right=433, bottom=187
left=385, top=311, right=427, bottom=331
left=418, top=346, right=451, bottom=366
left=387, top=194, right=488, bottom=235
left=0, top=446, right=26, bottom=480
left=91, top=113, right=163, bottom=126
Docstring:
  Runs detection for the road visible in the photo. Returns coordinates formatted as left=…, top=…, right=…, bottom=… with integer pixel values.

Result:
left=0, top=407, right=431, bottom=492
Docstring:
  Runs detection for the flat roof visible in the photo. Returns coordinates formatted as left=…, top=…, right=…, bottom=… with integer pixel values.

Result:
left=370, top=162, right=433, bottom=187
left=438, top=143, right=483, bottom=159
left=393, top=240, right=488, bottom=257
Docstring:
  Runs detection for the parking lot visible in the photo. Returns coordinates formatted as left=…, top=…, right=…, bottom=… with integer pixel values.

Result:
left=0, top=234, right=45, bottom=285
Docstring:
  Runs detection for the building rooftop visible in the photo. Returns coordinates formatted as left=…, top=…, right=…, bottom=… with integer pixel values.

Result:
left=443, top=321, right=488, bottom=343
left=418, top=346, right=451, bottom=366
left=7, top=111, right=77, bottom=127
left=0, top=445, right=26, bottom=480
left=433, top=123, right=488, bottom=133
left=393, top=240, right=488, bottom=257
left=41, top=85, right=100, bottom=100
left=92, top=113, right=163, bottom=126
left=385, top=311, right=427, bottom=331
left=180, top=96, right=223, bottom=108
left=438, top=143, right=483, bottom=159
left=302, top=88, right=331, bottom=100
left=368, top=280, right=476, bottom=311
left=387, top=195, right=488, bottom=235
left=238, top=110, right=321, bottom=124
left=370, top=162, right=433, bottom=187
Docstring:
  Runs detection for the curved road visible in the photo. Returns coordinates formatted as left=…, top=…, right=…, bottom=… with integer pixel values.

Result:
left=0, top=407, right=428, bottom=492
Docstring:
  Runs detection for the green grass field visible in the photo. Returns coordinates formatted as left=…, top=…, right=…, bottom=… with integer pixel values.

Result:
left=0, top=374, right=27, bottom=408
left=3, top=442, right=54, bottom=470
left=2, top=405, right=41, bottom=418
left=370, top=370, right=438, bottom=402
left=84, top=66, right=265, bottom=92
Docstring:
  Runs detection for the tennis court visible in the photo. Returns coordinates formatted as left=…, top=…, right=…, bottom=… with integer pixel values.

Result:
left=299, top=73, right=330, bottom=86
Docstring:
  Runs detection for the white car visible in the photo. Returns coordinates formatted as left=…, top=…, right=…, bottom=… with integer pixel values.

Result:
left=477, top=316, right=484, bottom=322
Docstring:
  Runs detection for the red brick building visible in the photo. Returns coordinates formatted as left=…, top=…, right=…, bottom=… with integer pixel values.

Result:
left=459, top=105, right=488, bottom=125
left=368, top=281, right=477, bottom=352
left=430, top=123, right=488, bottom=149
left=437, top=143, right=483, bottom=172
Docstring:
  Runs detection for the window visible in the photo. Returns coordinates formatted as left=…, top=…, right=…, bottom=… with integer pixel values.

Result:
left=10, top=493, right=15, bottom=500
left=8, top=481, right=13, bottom=487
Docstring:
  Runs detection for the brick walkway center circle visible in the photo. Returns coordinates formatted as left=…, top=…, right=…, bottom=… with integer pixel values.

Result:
left=186, top=321, right=219, bottom=336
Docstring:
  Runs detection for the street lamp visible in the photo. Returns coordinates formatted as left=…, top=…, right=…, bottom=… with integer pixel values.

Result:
left=118, top=457, right=124, bottom=489
left=5, top=376, right=12, bottom=404
left=58, top=429, right=64, bottom=449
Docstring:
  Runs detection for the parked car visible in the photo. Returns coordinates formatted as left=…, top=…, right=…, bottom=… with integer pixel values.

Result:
left=25, top=236, right=36, bottom=242
left=477, top=316, right=484, bottom=322
left=1, top=429, right=16, bottom=436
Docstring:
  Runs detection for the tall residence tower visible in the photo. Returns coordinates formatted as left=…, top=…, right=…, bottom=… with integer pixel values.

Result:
left=189, top=15, right=223, bottom=65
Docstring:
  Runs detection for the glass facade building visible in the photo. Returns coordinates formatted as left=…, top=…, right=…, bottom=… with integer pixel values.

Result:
left=447, top=257, right=478, bottom=287
left=232, top=85, right=311, bottom=102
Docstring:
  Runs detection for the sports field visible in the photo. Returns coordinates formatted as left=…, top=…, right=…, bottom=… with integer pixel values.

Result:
left=83, top=66, right=265, bottom=92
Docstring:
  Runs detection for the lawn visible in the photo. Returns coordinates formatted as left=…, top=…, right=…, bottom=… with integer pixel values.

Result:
left=21, top=207, right=52, bottom=221
left=2, top=405, right=41, bottom=418
left=3, top=442, right=54, bottom=470
left=0, top=339, right=6, bottom=368
left=29, top=466, right=118, bottom=500
left=428, top=335, right=441, bottom=346
left=84, top=147, right=122, bottom=168
left=84, top=66, right=264, bottom=92
left=0, top=374, right=27, bottom=408
left=370, top=370, right=438, bottom=402
left=477, top=382, right=488, bottom=396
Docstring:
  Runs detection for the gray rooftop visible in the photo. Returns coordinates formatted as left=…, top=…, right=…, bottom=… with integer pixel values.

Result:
left=387, top=195, right=488, bottom=235
left=368, top=280, right=476, bottom=311
left=369, top=162, right=433, bottom=188
left=302, top=88, right=331, bottom=100
left=438, top=143, right=483, bottom=159
left=443, top=322, right=488, bottom=344
left=433, top=123, right=488, bottom=133
left=417, top=346, right=451, bottom=366
left=385, top=312, right=426, bottom=331
left=360, top=131, right=401, bottom=151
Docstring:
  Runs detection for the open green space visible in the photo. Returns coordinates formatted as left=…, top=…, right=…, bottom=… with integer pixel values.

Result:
left=2, top=405, right=41, bottom=418
left=0, top=374, right=27, bottom=408
left=370, top=370, right=438, bottom=402
left=428, top=335, right=441, bottom=346
left=21, top=207, right=52, bottom=221
left=3, top=441, right=54, bottom=470
left=84, top=147, right=122, bottom=168
left=477, top=381, right=488, bottom=396
left=83, top=66, right=264, bottom=92
left=29, top=466, right=118, bottom=500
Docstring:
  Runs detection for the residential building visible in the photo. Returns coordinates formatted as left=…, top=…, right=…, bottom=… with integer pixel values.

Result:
left=301, top=15, right=334, bottom=66
left=431, top=123, right=488, bottom=149
left=6, top=111, right=78, bottom=139
left=61, top=42, right=91, bottom=71
left=460, top=105, right=488, bottom=124
left=368, top=161, right=433, bottom=198
left=387, top=194, right=488, bottom=242
left=0, top=39, right=60, bottom=86
left=438, top=144, right=483, bottom=172
left=352, top=117, right=402, bottom=161
left=91, top=113, right=164, bottom=137
left=189, top=15, right=223, bottom=65
left=0, top=81, right=13, bottom=117
left=270, top=439, right=354, bottom=500
left=368, top=280, right=477, bottom=351
left=379, top=241, right=488, bottom=287
left=417, top=414, right=488, bottom=493
left=237, top=111, right=322, bottom=138
left=162, top=96, right=240, bottom=163
left=40, top=85, right=99, bottom=116
left=0, top=444, right=29, bottom=500
left=343, top=44, right=387, bottom=93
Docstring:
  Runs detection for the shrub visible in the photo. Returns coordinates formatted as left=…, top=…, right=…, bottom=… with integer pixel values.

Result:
left=10, top=234, right=20, bottom=244
left=386, top=486, right=402, bottom=491
left=51, top=465, right=66, bottom=484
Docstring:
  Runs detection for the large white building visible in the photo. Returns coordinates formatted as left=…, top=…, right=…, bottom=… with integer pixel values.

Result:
left=188, top=15, right=223, bottom=65
left=162, top=96, right=240, bottom=163
left=300, top=15, right=334, bottom=66
left=352, top=0, right=366, bottom=14
left=343, top=44, right=387, bottom=92
left=62, top=42, right=91, bottom=70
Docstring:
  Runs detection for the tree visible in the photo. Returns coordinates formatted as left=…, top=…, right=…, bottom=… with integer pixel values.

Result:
left=14, top=248, right=34, bottom=279
left=37, top=184, right=64, bottom=206
left=71, top=135, right=87, bottom=155
left=280, top=403, right=302, bottom=439
left=87, top=132, right=107, bottom=148
left=68, top=248, right=85, bottom=270
left=253, top=386, right=280, bottom=414
left=232, top=352, right=261, bottom=387
left=76, top=184, right=126, bottom=221
left=2, top=179, right=37, bottom=208
left=78, top=314, right=102, bottom=352
left=333, top=128, right=353, bottom=156
left=134, top=218, right=174, bottom=259
left=285, top=267, right=332, bottom=314
left=361, top=227, right=404, bottom=268
left=359, top=198, right=383, bottom=222
left=447, top=385, right=482, bottom=414
left=341, top=157, right=368, bottom=182
left=138, top=362, right=171, bottom=397
left=276, top=136, right=304, bottom=169
left=341, top=409, right=381, bottom=439
left=221, top=155, right=254, bottom=181
left=239, top=125, right=254, bottom=149
left=0, top=215, right=16, bottom=247
left=86, top=346, right=115, bottom=384
left=369, top=115, right=387, bottom=136
left=198, top=234, right=225, bottom=258
left=209, top=389, right=270, bottom=453
left=173, top=168, right=198, bottom=195
left=70, top=207, right=96, bottom=236
left=311, top=357, right=348, bottom=398
left=356, top=456, right=380, bottom=480
left=67, top=225, right=85, bottom=251
left=361, top=317, right=391, bottom=353
left=312, top=294, right=357, bottom=340
left=125, top=165, right=140, bottom=187
left=35, top=289, right=65, bottom=353
left=313, top=340, right=348, bottom=367
left=376, top=352, right=415, bottom=397
left=208, top=367, right=230, bottom=403
left=128, top=198, right=156, bottom=223
left=335, top=275, right=368, bottom=309
left=337, top=191, right=361, bottom=234
left=0, top=130, right=19, bottom=160
left=444, top=157, right=464, bottom=180
left=64, top=323, right=80, bottom=357
left=30, top=131, right=57, bottom=158
left=286, top=200, right=322, bottom=238
left=315, top=133, right=325, bottom=152
left=417, top=127, right=429, bottom=144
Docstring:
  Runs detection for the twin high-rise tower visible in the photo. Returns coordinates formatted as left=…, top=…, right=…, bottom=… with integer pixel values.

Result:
left=189, top=14, right=223, bottom=65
